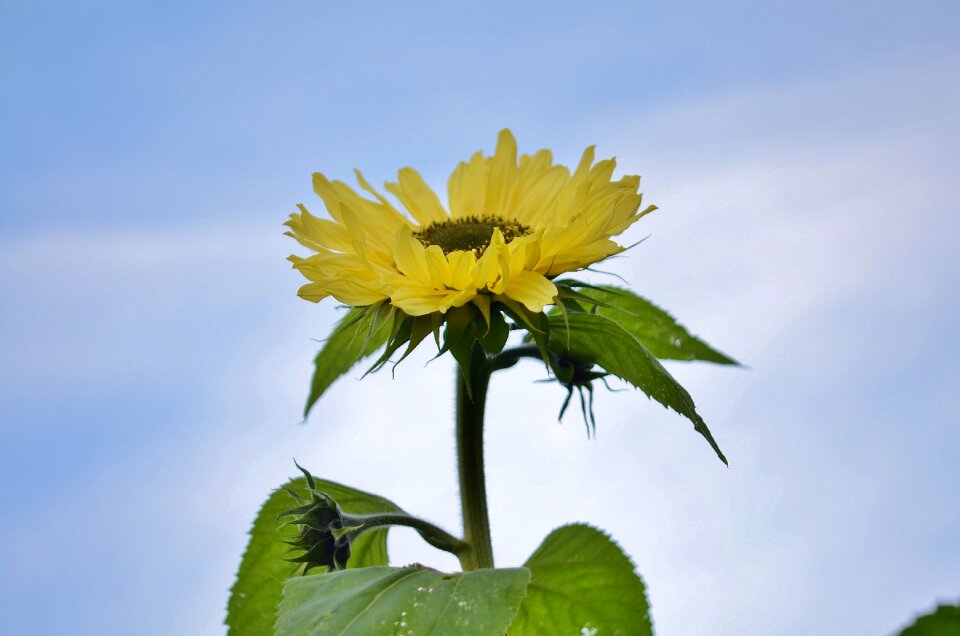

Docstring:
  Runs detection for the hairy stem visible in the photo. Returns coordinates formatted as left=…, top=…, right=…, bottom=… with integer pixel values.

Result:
left=455, top=343, right=544, bottom=571
left=343, top=512, right=468, bottom=557
left=456, top=342, right=495, bottom=570
left=490, top=344, right=544, bottom=370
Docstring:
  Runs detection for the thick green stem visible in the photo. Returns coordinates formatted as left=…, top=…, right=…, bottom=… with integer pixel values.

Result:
left=454, top=343, right=544, bottom=571
left=456, top=342, right=495, bottom=570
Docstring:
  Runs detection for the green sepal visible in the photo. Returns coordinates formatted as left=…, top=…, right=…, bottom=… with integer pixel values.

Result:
left=501, top=298, right=551, bottom=367
left=554, top=279, right=619, bottom=312
left=365, top=309, right=413, bottom=375
left=473, top=293, right=492, bottom=328
left=276, top=504, right=321, bottom=520
left=391, top=314, right=435, bottom=371
left=443, top=304, right=479, bottom=395
left=431, top=311, right=445, bottom=347
left=292, top=458, right=316, bottom=490
left=303, top=303, right=392, bottom=418
left=330, top=524, right=364, bottom=541
left=479, top=305, right=510, bottom=355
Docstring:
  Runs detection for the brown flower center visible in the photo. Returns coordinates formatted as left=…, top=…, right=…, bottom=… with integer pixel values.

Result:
left=413, top=215, right=530, bottom=255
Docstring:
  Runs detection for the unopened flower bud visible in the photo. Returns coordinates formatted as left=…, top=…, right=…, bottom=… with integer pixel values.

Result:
left=279, top=462, right=355, bottom=572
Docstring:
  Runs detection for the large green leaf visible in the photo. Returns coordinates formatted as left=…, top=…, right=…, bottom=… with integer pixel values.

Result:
left=226, top=477, right=403, bottom=636
left=277, top=565, right=531, bottom=635
left=557, top=283, right=738, bottom=365
left=549, top=312, right=727, bottom=464
left=304, top=305, right=392, bottom=417
left=897, top=603, right=960, bottom=635
left=508, top=524, right=652, bottom=636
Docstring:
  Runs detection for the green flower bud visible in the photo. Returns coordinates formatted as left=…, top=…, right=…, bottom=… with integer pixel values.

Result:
left=279, top=462, right=355, bottom=572
left=550, top=352, right=610, bottom=438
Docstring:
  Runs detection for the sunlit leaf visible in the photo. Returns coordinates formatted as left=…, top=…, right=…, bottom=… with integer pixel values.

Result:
left=508, top=524, right=652, bottom=636
left=277, top=565, right=530, bottom=636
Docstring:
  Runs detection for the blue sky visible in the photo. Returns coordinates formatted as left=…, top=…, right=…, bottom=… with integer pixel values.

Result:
left=1, top=2, right=958, bottom=634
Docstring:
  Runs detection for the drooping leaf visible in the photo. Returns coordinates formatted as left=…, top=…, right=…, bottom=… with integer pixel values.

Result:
left=896, top=603, right=960, bottom=635
left=226, top=477, right=402, bottom=636
left=548, top=312, right=727, bottom=464
left=556, top=282, right=738, bottom=365
left=508, top=524, right=653, bottom=636
left=276, top=565, right=530, bottom=636
left=304, top=304, right=393, bottom=417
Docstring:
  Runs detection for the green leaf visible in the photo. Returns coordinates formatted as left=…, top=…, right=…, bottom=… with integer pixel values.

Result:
left=508, top=524, right=652, bottom=636
left=276, top=565, right=531, bottom=636
left=304, top=304, right=392, bottom=417
left=897, top=603, right=960, bottom=635
left=226, top=477, right=403, bottom=636
left=558, top=283, right=738, bottom=365
left=548, top=312, right=727, bottom=464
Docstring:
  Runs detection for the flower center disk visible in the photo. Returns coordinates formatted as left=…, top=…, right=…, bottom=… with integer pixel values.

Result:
left=413, top=215, right=530, bottom=255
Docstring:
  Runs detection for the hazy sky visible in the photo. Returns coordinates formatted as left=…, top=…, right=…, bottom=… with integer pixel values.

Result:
left=2, top=2, right=958, bottom=635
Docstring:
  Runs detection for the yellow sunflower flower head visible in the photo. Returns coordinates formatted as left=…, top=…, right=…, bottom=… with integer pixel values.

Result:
left=286, top=129, right=657, bottom=376
left=287, top=129, right=654, bottom=312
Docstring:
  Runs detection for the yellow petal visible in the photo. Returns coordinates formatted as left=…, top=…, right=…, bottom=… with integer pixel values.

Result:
left=447, top=249, right=478, bottom=290
left=296, top=282, right=330, bottom=303
left=385, top=168, right=449, bottom=227
left=485, top=129, right=518, bottom=217
left=447, top=151, right=489, bottom=219
left=423, top=244, right=450, bottom=289
left=440, top=287, right=477, bottom=312
left=289, top=204, right=354, bottom=252
left=320, top=276, right=389, bottom=306
left=311, top=173, right=345, bottom=223
left=353, top=169, right=406, bottom=223
left=476, top=228, right=506, bottom=291
left=392, top=231, right=432, bottom=285
left=391, top=287, right=450, bottom=316
left=511, top=165, right=569, bottom=227
left=488, top=229, right=514, bottom=295
left=313, top=173, right=408, bottom=260
left=503, top=271, right=557, bottom=313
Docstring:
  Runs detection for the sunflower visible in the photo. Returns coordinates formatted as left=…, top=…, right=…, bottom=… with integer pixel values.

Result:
left=285, top=129, right=656, bottom=319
